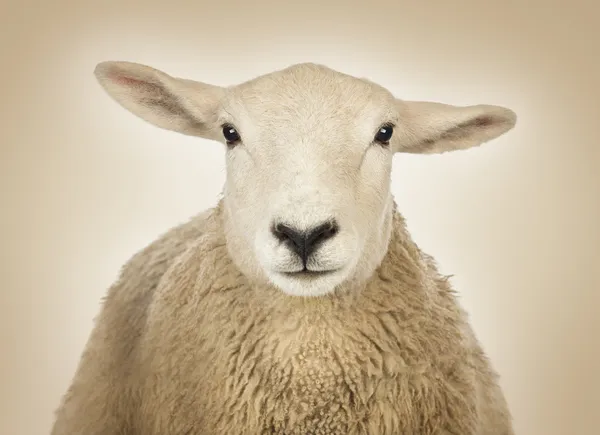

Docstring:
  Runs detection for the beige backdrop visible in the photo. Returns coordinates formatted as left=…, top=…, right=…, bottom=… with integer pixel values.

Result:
left=1, top=1, right=598, bottom=434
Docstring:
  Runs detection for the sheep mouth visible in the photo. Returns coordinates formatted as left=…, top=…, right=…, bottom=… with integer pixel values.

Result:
left=281, top=268, right=338, bottom=278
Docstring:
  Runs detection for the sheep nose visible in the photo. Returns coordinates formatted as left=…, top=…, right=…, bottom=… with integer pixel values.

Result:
left=271, top=220, right=339, bottom=265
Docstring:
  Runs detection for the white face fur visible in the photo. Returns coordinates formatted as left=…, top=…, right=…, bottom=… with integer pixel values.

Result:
left=94, top=61, right=517, bottom=297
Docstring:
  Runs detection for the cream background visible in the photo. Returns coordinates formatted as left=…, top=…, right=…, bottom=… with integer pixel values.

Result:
left=1, top=1, right=598, bottom=434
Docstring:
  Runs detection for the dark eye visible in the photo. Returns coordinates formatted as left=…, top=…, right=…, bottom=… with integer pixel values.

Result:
left=222, top=124, right=241, bottom=145
left=374, top=124, right=394, bottom=145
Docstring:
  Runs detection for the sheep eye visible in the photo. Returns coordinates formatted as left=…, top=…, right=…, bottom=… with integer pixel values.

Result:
left=222, top=124, right=241, bottom=145
left=374, top=124, right=394, bottom=145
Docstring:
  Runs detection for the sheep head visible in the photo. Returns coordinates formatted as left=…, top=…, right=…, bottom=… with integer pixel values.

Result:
left=94, top=61, right=517, bottom=297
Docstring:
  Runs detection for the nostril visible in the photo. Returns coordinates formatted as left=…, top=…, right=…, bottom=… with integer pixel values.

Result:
left=271, top=223, right=304, bottom=247
left=308, top=220, right=339, bottom=245
left=272, top=223, right=284, bottom=240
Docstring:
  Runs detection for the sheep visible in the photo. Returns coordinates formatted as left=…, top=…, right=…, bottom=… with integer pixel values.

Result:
left=50, top=61, right=517, bottom=435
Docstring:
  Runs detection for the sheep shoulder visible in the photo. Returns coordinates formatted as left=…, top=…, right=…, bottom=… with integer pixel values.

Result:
left=50, top=207, right=217, bottom=435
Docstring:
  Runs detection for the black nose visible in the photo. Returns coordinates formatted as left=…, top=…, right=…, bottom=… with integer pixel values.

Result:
left=272, top=220, right=339, bottom=266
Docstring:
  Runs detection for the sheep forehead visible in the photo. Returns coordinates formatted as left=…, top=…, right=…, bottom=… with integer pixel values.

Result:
left=226, top=63, right=397, bottom=131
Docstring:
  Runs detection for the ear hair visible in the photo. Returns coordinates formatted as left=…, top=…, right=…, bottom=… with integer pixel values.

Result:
left=393, top=100, right=517, bottom=154
left=94, top=61, right=225, bottom=139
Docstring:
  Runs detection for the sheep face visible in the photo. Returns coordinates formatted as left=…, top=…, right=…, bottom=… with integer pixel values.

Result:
left=215, top=64, right=402, bottom=297
left=93, top=61, right=517, bottom=297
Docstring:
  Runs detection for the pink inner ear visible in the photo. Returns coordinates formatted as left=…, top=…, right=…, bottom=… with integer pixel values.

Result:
left=108, top=71, right=146, bottom=87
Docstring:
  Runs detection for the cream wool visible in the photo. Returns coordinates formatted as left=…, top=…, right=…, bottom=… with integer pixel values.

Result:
left=51, top=61, right=517, bottom=435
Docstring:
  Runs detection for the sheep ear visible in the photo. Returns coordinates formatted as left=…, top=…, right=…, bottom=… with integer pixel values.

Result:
left=94, top=61, right=225, bottom=138
left=393, top=100, right=517, bottom=154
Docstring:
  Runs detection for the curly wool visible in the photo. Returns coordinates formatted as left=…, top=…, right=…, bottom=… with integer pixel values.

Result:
left=51, top=200, right=513, bottom=435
